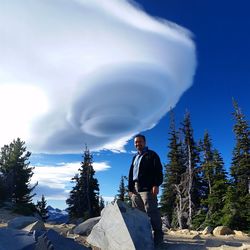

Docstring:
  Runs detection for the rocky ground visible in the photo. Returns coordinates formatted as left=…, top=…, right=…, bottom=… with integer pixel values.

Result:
left=1, top=207, right=249, bottom=250
left=162, top=230, right=250, bottom=250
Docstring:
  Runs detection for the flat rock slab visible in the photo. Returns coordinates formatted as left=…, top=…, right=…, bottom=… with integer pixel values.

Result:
left=74, top=216, right=101, bottom=236
left=0, top=228, right=36, bottom=250
left=46, top=229, right=88, bottom=250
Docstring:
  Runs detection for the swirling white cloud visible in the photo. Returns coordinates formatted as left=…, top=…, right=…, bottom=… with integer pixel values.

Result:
left=0, top=0, right=196, bottom=153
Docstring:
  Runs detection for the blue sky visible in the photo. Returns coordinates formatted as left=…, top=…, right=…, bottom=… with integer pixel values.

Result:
left=1, top=0, right=249, bottom=209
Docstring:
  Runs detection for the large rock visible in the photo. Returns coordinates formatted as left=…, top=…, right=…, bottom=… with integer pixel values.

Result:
left=23, top=220, right=46, bottom=233
left=45, top=229, right=87, bottom=250
left=8, top=216, right=39, bottom=229
left=35, top=232, right=54, bottom=250
left=202, top=226, right=214, bottom=235
left=87, top=200, right=154, bottom=250
left=0, top=227, right=36, bottom=250
left=233, top=230, right=249, bottom=238
left=213, top=226, right=234, bottom=236
left=73, top=216, right=101, bottom=235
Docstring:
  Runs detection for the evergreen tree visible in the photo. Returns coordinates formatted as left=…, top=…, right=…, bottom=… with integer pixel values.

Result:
left=200, top=132, right=214, bottom=197
left=206, top=150, right=227, bottom=226
left=66, top=146, right=100, bottom=220
left=123, top=176, right=132, bottom=206
left=231, top=100, right=250, bottom=197
left=116, top=175, right=131, bottom=205
left=0, top=138, right=37, bottom=205
left=222, top=101, right=250, bottom=230
left=160, top=111, right=185, bottom=226
left=198, top=132, right=228, bottom=228
left=66, top=174, right=81, bottom=218
left=36, top=195, right=49, bottom=222
left=179, top=111, right=200, bottom=228
left=117, top=175, right=126, bottom=201
left=0, top=174, right=5, bottom=203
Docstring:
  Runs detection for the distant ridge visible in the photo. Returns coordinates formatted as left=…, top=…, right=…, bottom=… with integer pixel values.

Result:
left=46, top=206, right=69, bottom=224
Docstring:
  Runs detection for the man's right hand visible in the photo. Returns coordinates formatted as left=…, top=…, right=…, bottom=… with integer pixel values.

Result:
left=129, top=192, right=134, bottom=197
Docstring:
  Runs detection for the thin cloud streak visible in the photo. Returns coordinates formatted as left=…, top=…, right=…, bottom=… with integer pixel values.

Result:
left=0, top=0, right=196, bottom=153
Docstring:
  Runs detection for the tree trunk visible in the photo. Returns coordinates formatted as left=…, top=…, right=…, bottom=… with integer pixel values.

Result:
left=174, top=184, right=183, bottom=229
left=86, top=165, right=91, bottom=217
left=187, top=144, right=193, bottom=227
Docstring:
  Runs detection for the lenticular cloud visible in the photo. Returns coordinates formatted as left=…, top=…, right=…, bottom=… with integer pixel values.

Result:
left=0, top=0, right=196, bottom=153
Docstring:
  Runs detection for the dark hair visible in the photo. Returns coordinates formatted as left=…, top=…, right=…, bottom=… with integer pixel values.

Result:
left=134, top=134, right=146, bottom=142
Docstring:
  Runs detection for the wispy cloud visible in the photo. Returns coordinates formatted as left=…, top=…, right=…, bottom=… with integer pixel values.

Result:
left=0, top=0, right=196, bottom=153
left=31, top=161, right=111, bottom=201
left=93, top=162, right=111, bottom=172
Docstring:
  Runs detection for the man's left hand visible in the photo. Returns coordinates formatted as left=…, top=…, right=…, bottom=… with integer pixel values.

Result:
left=151, top=186, right=159, bottom=196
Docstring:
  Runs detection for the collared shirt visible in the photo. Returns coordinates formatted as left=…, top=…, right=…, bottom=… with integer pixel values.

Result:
left=133, top=147, right=148, bottom=181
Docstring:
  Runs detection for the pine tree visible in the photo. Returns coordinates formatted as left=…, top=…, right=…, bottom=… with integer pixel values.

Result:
left=160, top=111, right=185, bottom=226
left=36, top=195, right=49, bottom=222
left=231, top=100, right=250, bottom=197
left=179, top=111, right=200, bottom=228
left=0, top=138, right=37, bottom=205
left=206, top=150, right=228, bottom=226
left=117, top=175, right=126, bottom=201
left=66, top=146, right=100, bottom=220
left=123, top=176, right=132, bottom=205
left=222, top=101, right=250, bottom=230
left=66, top=174, right=81, bottom=218
left=198, top=132, right=228, bottom=228
left=0, top=175, right=5, bottom=203
left=200, top=132, right=214, bottom=196
left=116, top=175, right=131, bottom=205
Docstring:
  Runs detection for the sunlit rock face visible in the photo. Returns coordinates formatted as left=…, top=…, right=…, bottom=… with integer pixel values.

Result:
left=87, top=200, right=155, bottom=250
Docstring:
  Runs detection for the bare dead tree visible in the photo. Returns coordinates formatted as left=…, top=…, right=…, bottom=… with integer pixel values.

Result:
left=186, top=143, right=194, bottom=227
left=174, top=143, right=195, bottom=229
left=174, top=183, right=186, bottom=229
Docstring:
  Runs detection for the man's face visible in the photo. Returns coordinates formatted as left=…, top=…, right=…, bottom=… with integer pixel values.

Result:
left=134, top=136, right=146, bottom=152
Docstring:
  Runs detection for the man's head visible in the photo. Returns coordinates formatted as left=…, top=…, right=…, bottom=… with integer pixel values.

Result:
left=134, top=134, right=146, bottom=153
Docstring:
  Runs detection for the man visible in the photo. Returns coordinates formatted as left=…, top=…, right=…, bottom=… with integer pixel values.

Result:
left=128, top=134, right=164, bottom=246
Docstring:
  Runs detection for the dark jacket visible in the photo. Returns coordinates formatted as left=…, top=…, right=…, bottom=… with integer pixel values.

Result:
left=128, top=149, right=163, bottom=192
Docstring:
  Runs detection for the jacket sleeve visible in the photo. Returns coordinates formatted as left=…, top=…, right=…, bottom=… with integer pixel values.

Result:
left=153, top=152, right=163, bottom=187
left=128, top=156, right=135, bottom=192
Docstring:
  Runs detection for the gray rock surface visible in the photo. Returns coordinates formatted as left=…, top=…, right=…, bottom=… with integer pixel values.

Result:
left=202, top=226, right=213, bottom=235
left=46, top=229, right=88, bottom=250
left=35, top=232, right=54, bottom=250
left=23, top=220, right=46, bottom=233
left=8, top=216, right=39, bottom=229
left=73, top=216, right=101, bottom=236
left=213, top=226, right=234, bottom=236
left=0, top=228, right=36, bottom=250
left=87, top=200, right=154, bottom=250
